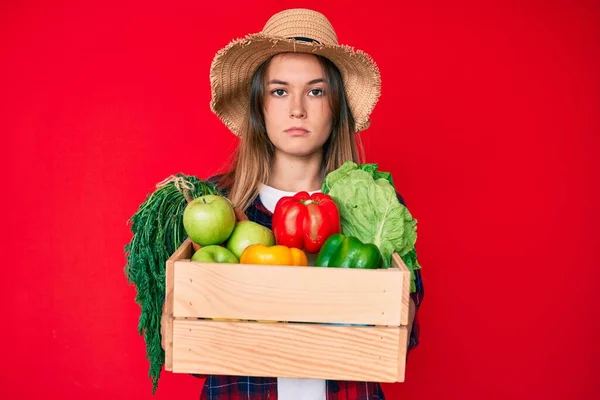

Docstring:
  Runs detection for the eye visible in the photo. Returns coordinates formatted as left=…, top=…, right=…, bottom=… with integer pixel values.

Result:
left=308, top=88, right=324, bottom=97
left=271, top=89, right=287, bottom=97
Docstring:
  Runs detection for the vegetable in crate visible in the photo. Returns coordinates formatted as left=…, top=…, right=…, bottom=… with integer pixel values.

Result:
left=321, top=161, right=421, bottom=291
left=191, top=245, right=239, bottom=264
left=183, top=194, right=237, bottom=246
left=123, top=174, right=222, bottom=393
left=226, top=220, right=276, bottom=259
left=272, top=191, right=341, bottom=253
left=240, top=244, right=308, bottom=266
left=315, top=233, right=383, bottom=269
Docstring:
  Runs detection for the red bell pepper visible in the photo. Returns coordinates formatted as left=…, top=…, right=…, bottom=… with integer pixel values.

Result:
left=272, top=191, right=341, bottom=254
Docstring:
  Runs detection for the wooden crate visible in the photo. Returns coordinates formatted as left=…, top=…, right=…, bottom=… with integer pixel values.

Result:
left=163, top=238, right=411, bottom=383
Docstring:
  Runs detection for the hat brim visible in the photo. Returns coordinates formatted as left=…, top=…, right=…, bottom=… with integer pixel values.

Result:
left=210, top=33, right=381, bottom=137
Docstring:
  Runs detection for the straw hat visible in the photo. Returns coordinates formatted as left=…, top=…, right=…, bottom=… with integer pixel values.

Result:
left=209, top=8, right=381, bottom=137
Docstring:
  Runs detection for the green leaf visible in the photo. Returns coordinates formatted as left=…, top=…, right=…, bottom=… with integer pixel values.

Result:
left=358, top=163, right=395, bottom=188
left=325, top=162, right=418, bottom=268
left=400, top=247, right=421, bottom=293
left=321, top=161, right=358, bottom=194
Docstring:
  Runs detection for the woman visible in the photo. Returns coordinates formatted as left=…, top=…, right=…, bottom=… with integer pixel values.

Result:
left=201, top=8, right=423, bottom=399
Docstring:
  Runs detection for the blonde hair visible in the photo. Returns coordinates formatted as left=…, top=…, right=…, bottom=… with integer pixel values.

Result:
left=217, top=54, right=364, bottom=211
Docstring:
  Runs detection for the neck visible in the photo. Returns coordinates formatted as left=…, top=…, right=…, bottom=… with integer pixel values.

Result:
left=268, top=150, right=323, bottom=192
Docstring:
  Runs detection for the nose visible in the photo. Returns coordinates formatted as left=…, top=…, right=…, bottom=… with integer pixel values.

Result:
left=289, top=95, right=306, bottom=119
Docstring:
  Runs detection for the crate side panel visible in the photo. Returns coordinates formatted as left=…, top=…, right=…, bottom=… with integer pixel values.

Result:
left=391, top=253, right=412, bottom=326
left=171, top=320, right=401, bottom=382
left=173, top=262, right=404, bottom=325
left=164, top=238, right=193, bottom=370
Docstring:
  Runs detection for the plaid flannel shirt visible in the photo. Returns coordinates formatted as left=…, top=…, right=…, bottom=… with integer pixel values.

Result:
left=198, top=185, right=424, bottom=400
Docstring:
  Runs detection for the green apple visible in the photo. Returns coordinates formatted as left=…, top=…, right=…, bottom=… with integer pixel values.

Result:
left=183, top=194, right=236, bottom=246
left=226, top=220, right=275, bottom=259
left=191, top=245, right=239, bottom=264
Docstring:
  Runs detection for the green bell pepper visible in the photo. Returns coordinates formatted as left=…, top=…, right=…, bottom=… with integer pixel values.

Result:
left=315, top=233, right=383, bottom=269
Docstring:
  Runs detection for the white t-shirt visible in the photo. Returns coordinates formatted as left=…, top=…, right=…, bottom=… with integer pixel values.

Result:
left=258, top=183, right=326, bottom=400
left=258, top=183, right=321, bottom=214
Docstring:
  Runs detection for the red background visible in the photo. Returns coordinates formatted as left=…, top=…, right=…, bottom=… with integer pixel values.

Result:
left=2, top=0, right=599, bottom=399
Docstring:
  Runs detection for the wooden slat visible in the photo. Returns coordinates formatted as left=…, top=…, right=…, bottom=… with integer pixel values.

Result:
left=173, top=260, right=406, bottom=325
left=391, top=254, right=410, bottom=379
left=172, top=319, right=404, bottom=382
left=397, top=324, right=408, bottom=382
left=391, top=253, right=412, bottom=327
left=164, top=238, right=194, bottom=371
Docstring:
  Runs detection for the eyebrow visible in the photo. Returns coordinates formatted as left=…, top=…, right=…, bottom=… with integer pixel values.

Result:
left=267, top=78, right=328, bottom=85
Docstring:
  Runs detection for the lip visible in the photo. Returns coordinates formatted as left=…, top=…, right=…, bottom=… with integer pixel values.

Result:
left=285, top=127, right=310, bottom=136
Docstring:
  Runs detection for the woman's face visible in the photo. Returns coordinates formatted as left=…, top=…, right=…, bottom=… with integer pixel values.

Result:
left=263, top=53, right=333, bottom=158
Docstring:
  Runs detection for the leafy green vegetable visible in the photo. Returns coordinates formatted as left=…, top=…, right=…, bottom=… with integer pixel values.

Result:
left=322, top=161, right=420, bottom=283
left=357, top=163, right=395, bottom=187
left=124, top=174, right=222, bottom=394
left=400, top=247, right=420, bottom=293
left=322, top=161, right=394, bottom=193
